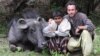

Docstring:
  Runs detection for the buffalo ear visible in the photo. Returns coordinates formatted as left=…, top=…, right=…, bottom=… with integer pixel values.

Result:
left=18, top=18, right=26, bottom=24
left=37, top=17, right=46, bottom=22
left=37, top=17, right=42, bottom=21
left=17, top=18, right=28, bottom=29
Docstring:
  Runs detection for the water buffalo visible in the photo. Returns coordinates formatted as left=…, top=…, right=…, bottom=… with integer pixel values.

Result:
left=7, top=8, right=47, bottom=52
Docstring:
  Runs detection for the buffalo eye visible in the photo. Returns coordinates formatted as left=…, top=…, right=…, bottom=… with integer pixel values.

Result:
left=30, top=28, right=36, bottom=33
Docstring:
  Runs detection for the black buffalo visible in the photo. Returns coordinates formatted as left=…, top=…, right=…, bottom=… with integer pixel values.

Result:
left=7, top=8, right=47, bottom=52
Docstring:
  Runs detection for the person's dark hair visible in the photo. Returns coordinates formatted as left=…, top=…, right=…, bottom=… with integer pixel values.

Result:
left=52, top=10, right=64, bottom=18
left=65, top=1, right=79, bottom=10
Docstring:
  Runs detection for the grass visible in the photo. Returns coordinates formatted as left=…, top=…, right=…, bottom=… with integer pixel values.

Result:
left=0, top=21, right=7, bottom=36
left=0, top=28, right=99, bottom=56
left=93, top=27, right=100, bottom=56
left=0, top=38, right=49, bottom=56
left=1, top=35, right=100, bottom=56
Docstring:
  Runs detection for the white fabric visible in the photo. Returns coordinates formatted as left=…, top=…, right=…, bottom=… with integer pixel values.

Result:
left=43, top=18, right=71, bottom=37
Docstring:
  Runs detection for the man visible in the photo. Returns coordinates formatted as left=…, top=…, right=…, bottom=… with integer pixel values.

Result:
left=43, top=10, right=71, bottom=55
left=64, top=1, right=95, bottom=56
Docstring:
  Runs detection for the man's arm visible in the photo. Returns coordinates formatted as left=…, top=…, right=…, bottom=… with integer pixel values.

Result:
left=54, top=30, right=70, bottom=37
left=43, top=25, right=56, bottom=37
left=82, top=19, right=95, bottom=31
left=77, top=13, right=95, bottom=32
left=43, top=20, right=57, bottom=37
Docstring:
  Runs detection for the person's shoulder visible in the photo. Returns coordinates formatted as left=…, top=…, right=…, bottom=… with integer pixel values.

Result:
left=62, top=18, right=69, bottom=24
left=77, top=12, right=88, bottom=19
left=78, top=12, right=87, bottom=17
left=63, top=18, right=68, bottom=21
left=63, top=15, right=69, bottom=19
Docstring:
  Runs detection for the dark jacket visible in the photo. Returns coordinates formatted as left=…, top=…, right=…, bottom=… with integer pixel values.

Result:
left=64, top=12, right=95, bottom=39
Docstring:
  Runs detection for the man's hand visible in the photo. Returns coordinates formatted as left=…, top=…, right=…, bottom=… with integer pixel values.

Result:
left=48, top=18, right=54, bottom=24
left=75, top=27, right=80, bottom=35
left=78, top=26, right=87, bottom=30
left=75, top=25, right=87, bottom=35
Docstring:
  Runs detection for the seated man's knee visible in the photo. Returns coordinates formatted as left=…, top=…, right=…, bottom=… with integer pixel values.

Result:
left=81, top=30, right=90, bottom=35
left=67, top=43, right=74, bottom=52
left=67, top=41, right=81, bottom=52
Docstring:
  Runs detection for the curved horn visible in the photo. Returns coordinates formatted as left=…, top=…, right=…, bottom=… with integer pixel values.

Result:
left=17, top=18, right=28, bottom=29
left=37, top=17, right=42, bottom=21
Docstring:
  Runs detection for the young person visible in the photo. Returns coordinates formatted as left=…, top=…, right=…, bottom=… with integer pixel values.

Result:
left=43, top=10, right=71, bottom=55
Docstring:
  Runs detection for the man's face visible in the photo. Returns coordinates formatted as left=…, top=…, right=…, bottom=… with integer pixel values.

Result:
left=54, top=16, right=63, bottom=25
left=67, top=5, right=77, bottom=17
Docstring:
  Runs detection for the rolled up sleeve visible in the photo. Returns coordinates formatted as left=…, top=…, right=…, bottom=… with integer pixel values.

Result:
left=83, top=19, right=95, bottom=32
left=81, top=14, right=95, bottom=32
